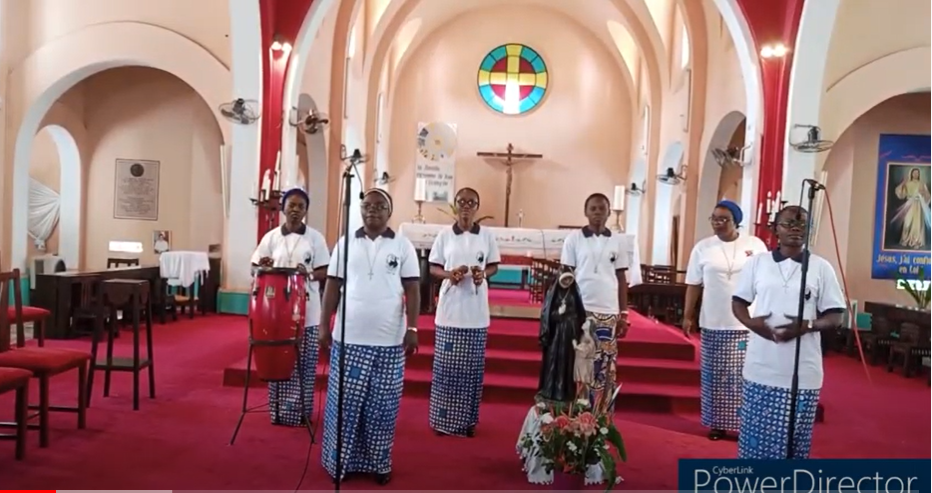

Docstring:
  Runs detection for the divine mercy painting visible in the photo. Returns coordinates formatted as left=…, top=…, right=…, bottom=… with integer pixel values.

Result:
left=882, top=163, right=931, bottom=251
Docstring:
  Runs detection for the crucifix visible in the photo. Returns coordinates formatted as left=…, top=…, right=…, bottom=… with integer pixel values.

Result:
left=476, top=143, right=542, bottom=227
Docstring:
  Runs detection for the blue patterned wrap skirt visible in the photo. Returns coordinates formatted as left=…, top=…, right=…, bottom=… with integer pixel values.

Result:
left=320, top=342, right=405, bottom=479
left=268, top=325, right=319, bottom=426
left=586, top=312, right=618, bottom=409
left=699, top=328, right=749, bottom=431
left=428, top=326, right=489, bottom=436
left=738, top=379, right=820, bottom=459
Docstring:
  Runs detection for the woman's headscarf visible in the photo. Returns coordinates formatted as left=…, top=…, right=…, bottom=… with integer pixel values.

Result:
left=281, top=187, right=309, bottom=209
left=715, top=199, right=743, bottom=226
left=364, top=188, right=393, bottom=216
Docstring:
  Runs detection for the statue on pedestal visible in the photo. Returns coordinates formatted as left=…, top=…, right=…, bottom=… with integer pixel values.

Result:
left=536, top=271, right=586, bottom=404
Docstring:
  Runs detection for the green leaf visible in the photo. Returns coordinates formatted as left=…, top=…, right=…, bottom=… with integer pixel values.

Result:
left=607, top=426, right=627, bottom=462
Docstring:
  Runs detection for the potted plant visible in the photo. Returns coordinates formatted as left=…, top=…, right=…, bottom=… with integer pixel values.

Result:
left=896, top=267, right=930, bottom=311
left=519, top=395, right=626, bottom=490
left=437, top=203, right=494, bottom=224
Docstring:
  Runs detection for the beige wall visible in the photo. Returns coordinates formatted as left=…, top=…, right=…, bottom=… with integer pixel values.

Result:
left=385, top=7, right=632, bottom=229
left=815, top=93, right=931, bottom=306
left=27, top=67, right=224, bottom=270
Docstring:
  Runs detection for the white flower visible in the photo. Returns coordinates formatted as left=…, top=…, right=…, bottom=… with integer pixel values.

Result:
left=576, top=398, right=590, bottom=407
left=600, top=427, right=609, bottom=435
left=540, top=413, right=554, bottom=424
left=604, top=444, right=610, bottom=450
left=567, top=442, right=578, bottom=452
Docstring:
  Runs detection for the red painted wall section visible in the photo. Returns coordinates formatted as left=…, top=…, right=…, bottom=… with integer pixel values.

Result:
left=257, top=0, right=316, bottom=241
left=735, top=0, right=805, bottom=243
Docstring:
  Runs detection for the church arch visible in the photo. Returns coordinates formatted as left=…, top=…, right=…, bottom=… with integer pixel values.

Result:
left=7, top=22, right=231, bottom=268
left=41, top=125, right=82, bottom=269
left=821, top=46, right=931, bottom=143
left=696, top=111, right=746, bottom=240
left=297, top=93, right=331, bottom=234
left=782, top=0, right=841, bottom=199
left=652, top=142, right=684, bottom=264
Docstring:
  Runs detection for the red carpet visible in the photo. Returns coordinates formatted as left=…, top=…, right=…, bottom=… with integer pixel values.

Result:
left=0, top=314, right=928, bottom=489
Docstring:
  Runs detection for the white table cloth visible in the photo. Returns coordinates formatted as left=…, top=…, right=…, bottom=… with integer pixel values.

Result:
left=159, top=251, right=210, bottom=287
left=398, top=222, right=642, bottom=286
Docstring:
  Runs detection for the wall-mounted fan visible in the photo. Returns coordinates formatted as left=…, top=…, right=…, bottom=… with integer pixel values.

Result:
left=373, top=171, right=395, bottom=185
left=626, top=181, right=646, bottom=196
left=657, top=165, right=687, bottom=185
left=711, top=145, right=751, bottom=167
left=292, top=108, right=329, bottom=134
left=790, top=124, right=833, bottom=153
left=219, top=98, right=259, bottom=124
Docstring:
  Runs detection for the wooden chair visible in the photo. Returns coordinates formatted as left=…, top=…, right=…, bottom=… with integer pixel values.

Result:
left=0, top=367, right=31, bottom=460
left=0, top=269, right=90, bottom=448
left=861, top=317, right=895, bottom=365
left=887, top=323, right=930, bottom=377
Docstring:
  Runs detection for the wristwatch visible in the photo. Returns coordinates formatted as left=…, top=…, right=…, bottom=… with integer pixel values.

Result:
left=407, top=327, right=418, bottom=333
left=805, top=319, right=814, bottom=333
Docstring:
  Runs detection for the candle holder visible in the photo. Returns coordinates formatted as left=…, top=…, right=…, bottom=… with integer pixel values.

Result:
left=612, top=208, right=624, bottom=232
left=250, top=188, right=283, bottom=211
left=413, top=200, right=425, bottom=223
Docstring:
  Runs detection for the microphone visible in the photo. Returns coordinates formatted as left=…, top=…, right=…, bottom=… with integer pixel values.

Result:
left=803, top=178, right=825, bottom=191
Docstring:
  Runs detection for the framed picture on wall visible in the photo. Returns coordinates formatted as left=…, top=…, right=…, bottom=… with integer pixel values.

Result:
left=153, top=230, right=171, bottom=254
left=113, top=159, right=160, bottom=220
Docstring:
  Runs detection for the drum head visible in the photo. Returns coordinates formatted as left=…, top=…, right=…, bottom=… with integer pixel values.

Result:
left=255, top=266, right=299, bottom=275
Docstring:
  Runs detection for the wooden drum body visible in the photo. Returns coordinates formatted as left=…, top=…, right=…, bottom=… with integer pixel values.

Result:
left=249, top=267, right=308, bottom=381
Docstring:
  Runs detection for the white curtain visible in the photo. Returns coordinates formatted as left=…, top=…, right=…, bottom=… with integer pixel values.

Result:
left=28, top=178, right=60, bottom=251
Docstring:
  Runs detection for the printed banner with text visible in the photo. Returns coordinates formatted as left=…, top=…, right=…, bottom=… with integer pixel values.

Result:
left=871, top=134, right=931, bottom=280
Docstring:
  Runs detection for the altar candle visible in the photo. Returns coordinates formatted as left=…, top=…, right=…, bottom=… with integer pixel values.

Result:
left=775, top=190, right=782, bottom=208
left=261, top=169, right=271, bottom=196
left=414, top=177, right=427, bottom=202
left=765, top=191, right=772, bottom=213
left=756, top=203, right=762, bottom=224
left=613, top=185, right=626, bottom=211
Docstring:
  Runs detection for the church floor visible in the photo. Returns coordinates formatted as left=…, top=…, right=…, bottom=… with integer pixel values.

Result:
left=0, top=315, right=928, bottom=490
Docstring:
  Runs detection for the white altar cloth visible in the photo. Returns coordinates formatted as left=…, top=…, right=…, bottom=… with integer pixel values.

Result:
left=159, top=250, right=210, bottom=287
left=398, top=222, right=642, bottom=285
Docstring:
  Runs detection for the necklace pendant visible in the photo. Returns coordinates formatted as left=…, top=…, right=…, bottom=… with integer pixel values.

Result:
left=368, top=272, right=374, bottom=280
left=726, top=272, right=733, bottom=280
left=558, top=301, right=566, bottom=315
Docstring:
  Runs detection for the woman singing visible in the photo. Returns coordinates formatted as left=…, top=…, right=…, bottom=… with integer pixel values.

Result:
left=319, top=188, right=420, bottom=485
left=683, top=200, right=767, bottom=441
left=559, top=193, right=629, bottom=408
left=428, top=187, right=501, bottom=437
left=250, top=188, right=330, bottom=426
left=731, top=206, right=845, bottom=459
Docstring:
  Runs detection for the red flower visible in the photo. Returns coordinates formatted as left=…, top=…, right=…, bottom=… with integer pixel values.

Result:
left=553, top=415, right=571, bottom=430
left=577, top=412, right=598, bottom=436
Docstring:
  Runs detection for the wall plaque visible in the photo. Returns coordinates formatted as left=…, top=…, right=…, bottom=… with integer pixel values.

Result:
left=113, top=159, right=160, bottom=220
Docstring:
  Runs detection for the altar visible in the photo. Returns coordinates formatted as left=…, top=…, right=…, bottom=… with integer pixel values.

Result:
left=397, top=222, right=643, bottom=286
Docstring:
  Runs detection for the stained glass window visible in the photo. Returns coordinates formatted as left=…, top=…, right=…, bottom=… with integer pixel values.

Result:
left=477, top=44, right=548, bottom=115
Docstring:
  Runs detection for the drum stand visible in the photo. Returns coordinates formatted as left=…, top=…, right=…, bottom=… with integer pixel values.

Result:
left=229, top=330, right=316, bottom=445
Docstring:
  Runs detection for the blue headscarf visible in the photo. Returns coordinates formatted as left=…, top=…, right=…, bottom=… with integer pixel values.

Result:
left=281, top=187, right=309, bottom=209
left=715, top=199, right=743, bottom=226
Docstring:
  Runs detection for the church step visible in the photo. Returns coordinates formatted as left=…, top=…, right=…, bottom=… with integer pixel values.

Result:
left=405, top=346, right=700, bottom=386
left=416, top=324, right=697, bottom=361
left=220, top=363, right=701, bottom=414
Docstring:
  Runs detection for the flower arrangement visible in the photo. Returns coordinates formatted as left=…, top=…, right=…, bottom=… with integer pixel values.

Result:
left=520, top=395, right=627, bottom=490
left=437, top=203, right=494, bottom=224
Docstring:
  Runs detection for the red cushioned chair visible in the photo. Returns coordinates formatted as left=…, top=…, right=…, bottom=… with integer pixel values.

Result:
left=0, top=367, right=31, bottom=460
left=0, top=269, right=89, bottom=448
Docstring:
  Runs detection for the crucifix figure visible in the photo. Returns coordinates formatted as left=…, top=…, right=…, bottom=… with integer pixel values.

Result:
left=476, top=143, right=542, bottom=227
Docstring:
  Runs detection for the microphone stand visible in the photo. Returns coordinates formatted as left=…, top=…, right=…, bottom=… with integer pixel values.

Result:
left=334, top=149, right=364, bottom=491
left=785, top=179, right=822, bottom=459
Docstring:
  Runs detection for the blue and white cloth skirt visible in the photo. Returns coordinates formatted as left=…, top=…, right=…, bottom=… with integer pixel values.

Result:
left=268, top=325, right=319, bottom=426
left=738, top=379, right=820, bottom=459
left=428, top=326, right=489, bottom=436
left=699, top=329, right=749, bottom=432
left=320, top=342, right=405, bottom=479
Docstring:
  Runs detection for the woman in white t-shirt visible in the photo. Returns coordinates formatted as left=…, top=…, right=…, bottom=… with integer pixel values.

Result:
left=250, top=188, right=331, bottom=427
left=683, top=200, right=767, bottom=441
left=428, top=187, right=501, bottom=437
left=731, top=205, right=846, bottom=459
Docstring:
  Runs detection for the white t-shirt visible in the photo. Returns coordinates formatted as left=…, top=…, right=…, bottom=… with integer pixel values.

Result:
left=429, top=223, right=502, bottom=329
left=732, top=251, right=846, bottom=390
left=559, top=227, right=629, bottom=314
left=250, top=224, right=330, bottom=326
left=327, top=228, right=421, bottom=346
left=685, top=234, right=768, bottom=330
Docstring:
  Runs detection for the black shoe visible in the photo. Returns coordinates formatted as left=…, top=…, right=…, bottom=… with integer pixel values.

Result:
left=465, top=425, right=476, bottom=438
left=374, top=472, right=392, bottom=485
left=708, top=429, right=725, bottom=441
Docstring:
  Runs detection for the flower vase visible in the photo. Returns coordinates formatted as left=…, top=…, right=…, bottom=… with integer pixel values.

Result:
left=552, top=471, right=585, bottom=490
